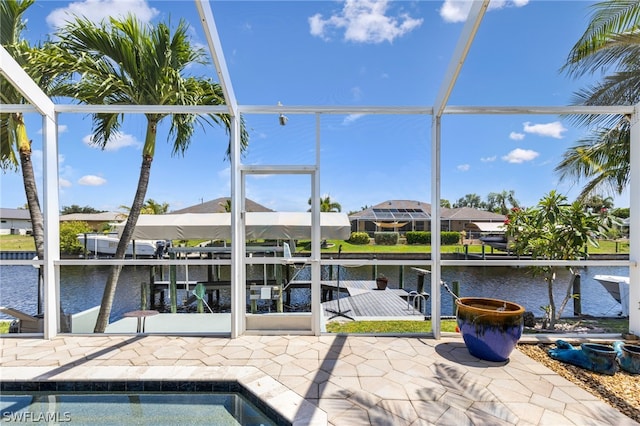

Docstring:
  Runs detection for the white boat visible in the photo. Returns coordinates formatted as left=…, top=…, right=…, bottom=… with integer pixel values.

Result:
left=77, top=233, right=164, bottom=258
left=593, top=275, right=630, bottom=316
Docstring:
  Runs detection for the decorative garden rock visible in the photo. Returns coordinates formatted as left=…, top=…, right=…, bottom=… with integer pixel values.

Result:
left=613, top=340, right=640, bottom=375
left=548, top=340, right=618, bottom=375
left=455, top=297, right=525, bottom=362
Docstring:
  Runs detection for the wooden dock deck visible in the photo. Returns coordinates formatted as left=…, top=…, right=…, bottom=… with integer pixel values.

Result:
left=289, top=280, right=429, bottom=320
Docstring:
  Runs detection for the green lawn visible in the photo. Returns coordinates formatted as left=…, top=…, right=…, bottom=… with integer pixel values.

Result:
left=324, top=317, right=629, bottom=334
left=0, top=234, right=630, bottom=254
left=326, top=319, right=458, bottom=333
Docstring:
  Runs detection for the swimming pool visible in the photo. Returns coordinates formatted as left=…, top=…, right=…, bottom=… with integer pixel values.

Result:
left=0, top=380, right=289, bottom=425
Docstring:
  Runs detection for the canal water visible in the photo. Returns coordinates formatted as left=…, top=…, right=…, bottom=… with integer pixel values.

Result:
left=0, top=264, right=629, bottom=321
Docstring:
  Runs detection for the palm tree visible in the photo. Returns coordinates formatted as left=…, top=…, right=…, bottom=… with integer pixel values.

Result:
left=0, top=0, right=50, bottom=314
left=556, top=0, right=640, bottom=198
left=219, top=199, right=232, bottom=212
left=308, top=195, right=342, bottom=212
left=487, top=190, right=519, bottom=215
left=453, top=193, right=482, bottom=209
left=119, top=199, right=169, bottom=215
left=52, top=15, right=249, bottom=332
left=582, top=194, right=615, bottom=212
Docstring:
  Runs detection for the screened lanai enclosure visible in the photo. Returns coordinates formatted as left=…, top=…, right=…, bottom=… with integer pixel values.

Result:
left=0, top=0, right=638, bottom=339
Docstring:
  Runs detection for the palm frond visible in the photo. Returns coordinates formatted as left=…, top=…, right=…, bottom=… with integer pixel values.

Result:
left=562, top=0, right=640, bottom=77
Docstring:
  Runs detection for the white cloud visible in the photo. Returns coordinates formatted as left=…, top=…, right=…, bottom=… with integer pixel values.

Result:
left=523, top=121, right=567, bottom=139
left=82, top=132, right=141, bottom=152
left=351, top=86, right=363, bottom=100
left=37, top=124, right=68, bottom=135
left=309, top=0, right=423, bottom=44
left=457, top=164, right=470, bottom=171
left=46, top=0, right=159, bottom=29
left=440, top=0, right=529, bottom=23
left=509, top=131, right=525, bottom=141
left=78, top=175, right=107, bottom=186
left=502, top=148, right=539, bottom=164
left=480, top=156, right=496, bottom=162
left=343, top=114, right=365, bottom=125
left=59, top=178, right=72, bottom=188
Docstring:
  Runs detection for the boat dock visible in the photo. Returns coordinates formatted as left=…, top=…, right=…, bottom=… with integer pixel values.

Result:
left=146, top=278, right=427, bottom=319
left=287, top=280, right=429, bottom=320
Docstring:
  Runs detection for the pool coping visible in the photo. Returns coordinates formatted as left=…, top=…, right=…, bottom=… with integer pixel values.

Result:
left=0, top=366, right=327, bottom=425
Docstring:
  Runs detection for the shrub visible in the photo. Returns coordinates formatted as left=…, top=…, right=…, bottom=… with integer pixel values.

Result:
left=348, top=232, right=370, bottom=245
left=405, top=231, right=460, bottom=245
left=60, top=221, right=93, bottom=254
left=374, top=232, right=398, bottom=245
left=441, top=231, right=461, bottom=245
left=406, top=231, right=429, bottom=244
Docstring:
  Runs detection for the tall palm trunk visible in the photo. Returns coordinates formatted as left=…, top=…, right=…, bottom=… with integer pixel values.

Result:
left=94, top=121, right=156, bottom=333
left=14, top=112, right=45, bottom=313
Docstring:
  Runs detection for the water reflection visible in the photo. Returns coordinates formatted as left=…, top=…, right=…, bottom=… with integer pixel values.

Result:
left=0, top=263, right=629, bottom=322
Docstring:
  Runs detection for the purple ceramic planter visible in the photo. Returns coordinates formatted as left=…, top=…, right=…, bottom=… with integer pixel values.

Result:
left=456, top=297, right=525, bottom=362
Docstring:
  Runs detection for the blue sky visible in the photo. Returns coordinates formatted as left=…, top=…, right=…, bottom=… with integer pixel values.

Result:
left=2, top=0, right=628, bottom=214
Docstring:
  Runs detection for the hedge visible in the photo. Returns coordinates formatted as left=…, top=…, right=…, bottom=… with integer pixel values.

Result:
left=406, top=231, right=461, bottom=245
left=374, top=232, right=399, bottom=245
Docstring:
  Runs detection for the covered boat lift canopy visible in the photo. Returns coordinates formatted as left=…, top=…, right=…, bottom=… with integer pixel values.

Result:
left=467, top=221, right=506, bottom=233
left=114, top=212, right=351, bottom=241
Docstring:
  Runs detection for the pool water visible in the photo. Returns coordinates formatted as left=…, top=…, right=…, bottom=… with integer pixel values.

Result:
left=0, top=381, right=286, bottom=426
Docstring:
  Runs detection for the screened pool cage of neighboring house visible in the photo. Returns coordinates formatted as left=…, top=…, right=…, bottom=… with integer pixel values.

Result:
left=0, top=0, right=638, bottom=339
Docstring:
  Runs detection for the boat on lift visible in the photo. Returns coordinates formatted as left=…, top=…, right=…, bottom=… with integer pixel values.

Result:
left=593, top=275, right=630, bottom=316
left=77, top=233, right=166, bottom=258
left=479, top=233, right=508, bottom=251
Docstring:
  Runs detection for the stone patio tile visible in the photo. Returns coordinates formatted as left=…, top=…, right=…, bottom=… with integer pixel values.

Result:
left=537, top=408, right=576, bottom=425
left=412, top=400, right=449, bottom=423
left=503, top=402, right=545, bottom=425
left=528, top=393, right=566, bottom=414
left=378, top=399, right=419, bottom=423
left=321, top=360, right=358, bottom=377
left=522, top=376, right=554, bottom=398
left=278, top=363, right=312, bottom=377
left=326, top=406, right=371, bottom=426
left=435, top=406, right=473, bottom=426
left=403, top=379, right=447, bottom=401
left=291, top=355, right=319, bottom=368
left=437, top=390, right=474, bottom=411
left=470, top=402, right=519, bottom=424
left=486, top=381, right=532, bottom=403
left=360, top=376, right=408, bottom=400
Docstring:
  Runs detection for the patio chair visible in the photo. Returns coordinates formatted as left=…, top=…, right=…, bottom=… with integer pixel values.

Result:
left=0, top=306, right=44, bottom=333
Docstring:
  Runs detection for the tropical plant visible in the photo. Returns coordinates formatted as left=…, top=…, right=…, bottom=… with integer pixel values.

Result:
left=60, top=221, right=92, bottom=255
left=52, top=15, right=249, bottom=332
left=0, top=0, right=54, bottom=314
left=486, top=190, right=519, bottom=215
left=119, top=199, right=169, bottom=215
left=453, top=193, right=483, bottom=209
left=503, top=190, right=613, bottom=328
left=308, top=195, right=342, bottom=212
left=61, top=205, right=105, bottom=214
left=581, top=194, right=614, bottom=213
left=557, top=0, right=640, bottom=199
left=219, top=199, right=232, bottom=212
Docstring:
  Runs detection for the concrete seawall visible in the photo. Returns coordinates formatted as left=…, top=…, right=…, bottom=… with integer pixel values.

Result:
left=0, top=251, right=37, bottom=260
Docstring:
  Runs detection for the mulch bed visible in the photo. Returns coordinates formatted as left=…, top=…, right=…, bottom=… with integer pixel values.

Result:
left=517, top=343, right=640, bottom=423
